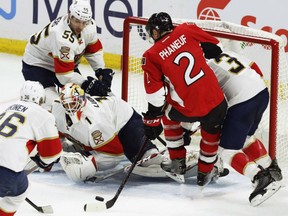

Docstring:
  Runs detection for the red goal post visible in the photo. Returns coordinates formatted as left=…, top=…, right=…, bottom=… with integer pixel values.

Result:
left=122, top=16, right=288, bottom=161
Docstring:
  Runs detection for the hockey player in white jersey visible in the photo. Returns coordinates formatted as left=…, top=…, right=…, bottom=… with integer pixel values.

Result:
left=51, top=83, right=170, bottom=182
left=0, top=81, right=62, bottom=216
left=207, top=51, right=282, bottom=206
left=22, top=0, right=111, bottom=111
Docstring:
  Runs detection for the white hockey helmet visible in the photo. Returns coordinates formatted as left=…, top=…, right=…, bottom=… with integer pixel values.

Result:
left=69, top=0, right=92, bottom=22
left=59, top=83, right=86, bottom=116
left=20, top=81, right=46, bottom=105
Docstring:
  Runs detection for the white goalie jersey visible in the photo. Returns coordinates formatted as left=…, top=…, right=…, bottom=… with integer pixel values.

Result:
left=207, top=51, right=267, bottom=107
left=52, top=94, right=136, bottom=182
left=52, top=95, right=134, bottom=152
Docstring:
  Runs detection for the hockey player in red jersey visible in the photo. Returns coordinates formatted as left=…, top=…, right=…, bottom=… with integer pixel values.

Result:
left=22, top=0, right=111, bottom=111
left=0, top=81, right=62, bottom=216
left=207, top=50, right=282, bottom=206
left=141, top=12, right=227, bottom=187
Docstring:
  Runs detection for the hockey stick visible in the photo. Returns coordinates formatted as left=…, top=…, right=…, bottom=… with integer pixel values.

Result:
left=85, top=147, right=166, bottom=183
left=24, top=164, right=54, bottom=213
left=25, top=197, right=54, bottom=214
left=156, top=136, right=166, bottom=146
left=84, top=136, right=150, bottom=212
left=85, top=166, right=126, bottom=183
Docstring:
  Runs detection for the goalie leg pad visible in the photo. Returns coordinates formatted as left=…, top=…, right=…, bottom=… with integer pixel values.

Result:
left=132, top=165, right=167, bottom=178
left=140, top=148, right=164, bottom=167
left=132, top=149, right=199, bottom=178
left=60, top=152, right=97, bottom=182
left=132, top=148, right=166, bottom=177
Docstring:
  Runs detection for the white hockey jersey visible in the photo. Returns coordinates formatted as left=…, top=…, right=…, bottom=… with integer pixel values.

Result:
left=22, top=15, right=105, bottom=86
left=0, top=100, right=62, bottom=172
left=52, top=95, right=134, bottom=155
left=207, top=51, right=267, bottom=107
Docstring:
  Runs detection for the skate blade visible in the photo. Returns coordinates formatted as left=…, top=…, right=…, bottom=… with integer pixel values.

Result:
left=165, top=171, right=185, bottom=183
left=250, top=182, right=281, bottom=207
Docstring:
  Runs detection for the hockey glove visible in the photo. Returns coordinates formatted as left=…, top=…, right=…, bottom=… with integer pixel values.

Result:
left=200, top=42, right=222, bottom=59
left=81, top=76, right=110, bottom=96
left=142, top=111, right=163, bottom=140
left=95, top=68, right=115, bottom=91
left=30, top=153, right=56, bottom=170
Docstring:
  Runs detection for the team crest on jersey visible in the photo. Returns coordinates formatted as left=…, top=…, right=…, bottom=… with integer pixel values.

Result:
left=141, top=57, right=146, bottom=65
left=92, top=130, right=104, bottom=145
left=60, top=46, right=70, bottom=60
left=78, top=38, right=83, bottom=45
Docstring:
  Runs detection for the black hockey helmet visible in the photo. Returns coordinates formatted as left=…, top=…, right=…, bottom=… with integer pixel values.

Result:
left=145, top=12, right=173, bottom=38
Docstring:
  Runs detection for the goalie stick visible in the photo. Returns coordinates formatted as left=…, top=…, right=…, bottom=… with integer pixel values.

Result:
left=84, top=136, right=150, bottom=212
left=85, top=166, right=125, bottom=183
left=85, top=147, right=167, bottom=183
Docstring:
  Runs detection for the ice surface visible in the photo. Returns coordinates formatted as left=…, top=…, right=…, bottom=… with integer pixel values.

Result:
left=0, top=53, right=287, bottom=216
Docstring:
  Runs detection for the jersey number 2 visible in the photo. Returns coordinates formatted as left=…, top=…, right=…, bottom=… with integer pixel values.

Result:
left=174, top=52, right=204, bottom=86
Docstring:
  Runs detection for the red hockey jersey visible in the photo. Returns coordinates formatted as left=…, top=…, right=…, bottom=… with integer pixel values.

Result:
left=142, top=23, right=225, bottom=117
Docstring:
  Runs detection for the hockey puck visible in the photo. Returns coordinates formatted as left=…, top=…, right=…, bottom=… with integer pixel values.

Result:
left=95, top=196, right=104, bottom=202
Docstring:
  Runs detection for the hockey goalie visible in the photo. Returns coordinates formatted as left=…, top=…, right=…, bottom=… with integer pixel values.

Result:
left=50, top=82, right=200, bottom=182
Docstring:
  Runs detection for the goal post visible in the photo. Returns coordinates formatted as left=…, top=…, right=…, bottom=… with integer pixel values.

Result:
left=121, top=16, right=288, bottom=161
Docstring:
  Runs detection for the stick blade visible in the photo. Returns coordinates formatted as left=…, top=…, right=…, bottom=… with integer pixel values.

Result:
left=40, top=205, right=54, bottom=214
left=84, top=202, right=107, bottom=212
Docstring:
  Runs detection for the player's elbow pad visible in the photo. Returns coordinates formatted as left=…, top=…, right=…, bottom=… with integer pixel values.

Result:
left=201, top=42, right=222, bottom=59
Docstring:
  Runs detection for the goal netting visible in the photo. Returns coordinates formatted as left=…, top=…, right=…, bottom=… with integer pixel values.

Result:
left=121, top=16, right=288, bottom=162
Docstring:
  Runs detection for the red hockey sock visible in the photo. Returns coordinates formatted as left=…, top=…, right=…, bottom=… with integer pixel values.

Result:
left=198, top=129, right=220, bottom=173
left=243, top=139, right=268, bottom=161
left=0, top=209, right=16, bottom=216
left=230, top=152, right=251, bottom=175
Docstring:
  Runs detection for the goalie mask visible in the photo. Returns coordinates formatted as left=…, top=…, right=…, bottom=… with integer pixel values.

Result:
left=20, top=81, right=46, bottom=105
left=59, top=83, right=86, bottom=123
left=69, top=0, right=92, bottom=22
left=145, top=12, right=173, bottom=40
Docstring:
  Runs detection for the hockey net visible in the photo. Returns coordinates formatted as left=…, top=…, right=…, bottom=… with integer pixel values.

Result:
left=121, top=16, right=288, bottom=162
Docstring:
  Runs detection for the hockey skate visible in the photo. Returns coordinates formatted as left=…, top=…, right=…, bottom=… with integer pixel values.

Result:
left=161, top=157, right=186, bottom=183
left=160, top=150, right=199, bottom=183
left=197, top=155, right=230, bottom=187
left=212, top=156, right=230, bottom=181
left=197, top=166, right=230, bottom=187
left=249, top=168, right=281, bottom=206
left=267, top=159, right=282, bottom=182
left=197, top=171, right=213, bottom=187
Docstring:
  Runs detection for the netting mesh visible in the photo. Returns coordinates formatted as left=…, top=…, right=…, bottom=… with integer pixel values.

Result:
left=122, top=18, right=288, bottom=161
